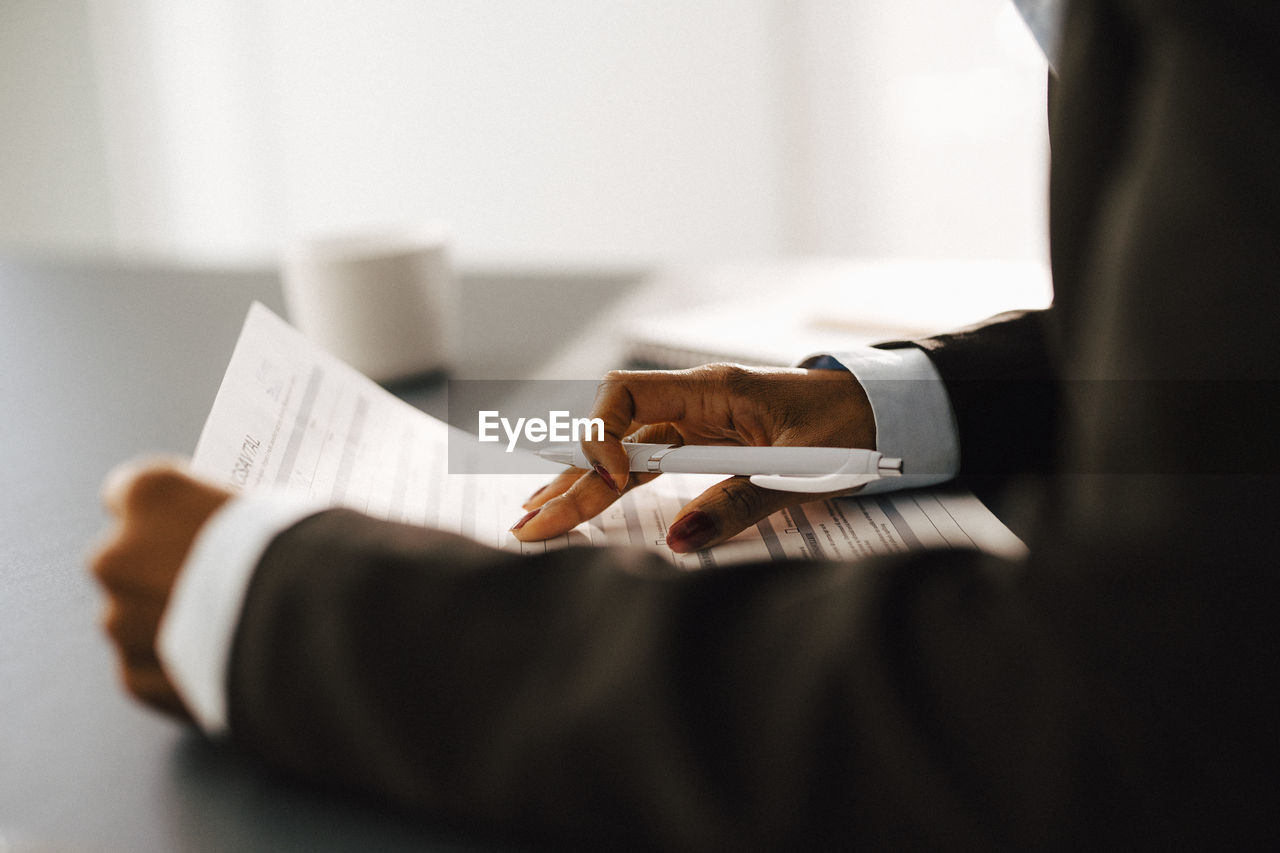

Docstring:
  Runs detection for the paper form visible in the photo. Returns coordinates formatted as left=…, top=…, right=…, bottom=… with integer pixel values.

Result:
left=192, top=303, right=1027, bottom=569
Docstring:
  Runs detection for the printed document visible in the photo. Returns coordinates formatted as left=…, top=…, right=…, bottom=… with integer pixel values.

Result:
left=192, top=304, right=1027, bottom=570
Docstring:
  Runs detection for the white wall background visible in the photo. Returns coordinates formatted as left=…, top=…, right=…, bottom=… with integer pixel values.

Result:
left=1, top=0, right=1049, bottom=267
left=0, top=0, right=114, bottom=251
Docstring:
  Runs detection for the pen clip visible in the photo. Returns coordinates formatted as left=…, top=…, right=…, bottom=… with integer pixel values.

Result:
left=747, top=473, right=883, bottom=494
left=747, top=450, right=902, bottom=494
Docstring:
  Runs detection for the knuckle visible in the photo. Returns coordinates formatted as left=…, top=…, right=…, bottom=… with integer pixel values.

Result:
left=688, top=362, right=740, bottom=386
left=90, top=539, right=130, bottom=587
left=101, top=601, right=126, bottom=645
left=710, top=362, right=745, bottom=379
left=120, top=662, right=152, bottom=700
left=107, top=607, right=159, bottom=657
left=591, top=375, right=632, bottom=424
left=123, top=466, right=187, bottom=512
left=717, top=479, right=765, bottom=520
left=721, top=365, right=767, bottom=399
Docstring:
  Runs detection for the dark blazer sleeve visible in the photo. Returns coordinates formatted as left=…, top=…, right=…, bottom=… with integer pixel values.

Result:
left=882, top=307, right=1060, bottom=479
left=231, top=511, right=1079, bottom=850
left=224, top=1, right=1280, bottom=849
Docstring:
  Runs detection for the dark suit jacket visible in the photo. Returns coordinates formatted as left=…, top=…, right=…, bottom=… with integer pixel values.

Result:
left=225, top=1, right=1280, bottom=848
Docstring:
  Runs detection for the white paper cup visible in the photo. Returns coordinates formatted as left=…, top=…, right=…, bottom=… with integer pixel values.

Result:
left=280, top=225, right=454, bottom=383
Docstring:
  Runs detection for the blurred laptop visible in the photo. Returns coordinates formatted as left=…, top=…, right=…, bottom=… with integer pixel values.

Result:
left=621, top=259, right=1052, bottom=369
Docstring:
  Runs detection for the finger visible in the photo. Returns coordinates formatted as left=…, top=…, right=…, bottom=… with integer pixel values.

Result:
left=512, top=469, right=660, bottom=541
left=521, top=466, right=587, bottom=511
left=624, top=422, right=684, bottom=446
left=517, top=423, right=683, bottom=530
left=117, top=660, right=193, bottom=721
left=102, top=597, right=168, bottom=656
left=582, top=369, right=711, bottom=495
left=89, top=527, right=187, bottom=599
left=665, top=477, right=849, bottom=553
left=101, top=454, right=193, bottom=516
left=122, top=464, right=230, bottom=521
left=97, top=462, right=233, bottom=583
left=87, top=526, right=128, bottom=589
left=88, top=529, right=169, bottom=598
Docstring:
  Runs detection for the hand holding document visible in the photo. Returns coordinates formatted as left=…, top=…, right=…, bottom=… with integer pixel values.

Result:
left=192, top=304, right=1026, bottom=571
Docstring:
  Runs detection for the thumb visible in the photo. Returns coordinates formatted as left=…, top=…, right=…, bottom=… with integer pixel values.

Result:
left=665, top=476, right=845, bottom=553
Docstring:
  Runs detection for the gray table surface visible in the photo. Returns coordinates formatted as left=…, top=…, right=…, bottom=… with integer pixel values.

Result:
left=0, top=252, right=647, bottom=852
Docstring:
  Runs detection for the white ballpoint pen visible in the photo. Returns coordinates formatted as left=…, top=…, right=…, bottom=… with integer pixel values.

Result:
left=535, top=442, right=902, bottom=493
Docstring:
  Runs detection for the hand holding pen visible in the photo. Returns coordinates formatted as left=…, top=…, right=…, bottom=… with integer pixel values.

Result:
left=536, top=442, right=900, bottom=493
left=510, top=363, right=878, bottom=553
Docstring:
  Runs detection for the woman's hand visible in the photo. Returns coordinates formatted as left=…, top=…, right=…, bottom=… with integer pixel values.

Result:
left=89, top=458, right=232, bottom=720
left=511, top=364, right=875, bottom=552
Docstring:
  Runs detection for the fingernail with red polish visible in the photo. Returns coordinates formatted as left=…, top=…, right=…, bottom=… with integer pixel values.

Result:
left=592, top=463, right=621, bottom=494
left=510, top=508, right=540, bottom=532
left=526, top=484, right=547, bottom=504
left=666, top=511, right=717, bottom=552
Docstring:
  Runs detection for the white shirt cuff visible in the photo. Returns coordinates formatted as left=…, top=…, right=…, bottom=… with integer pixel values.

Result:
left=801, top=346, right=960, bottom=494
left=157, top=491, right=326, bottom=736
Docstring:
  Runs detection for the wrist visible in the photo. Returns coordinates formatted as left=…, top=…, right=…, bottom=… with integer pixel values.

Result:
left=799, top=367, right=876, bottom=449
